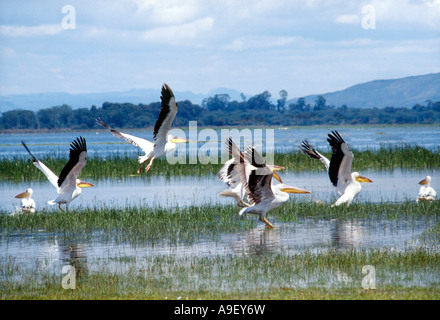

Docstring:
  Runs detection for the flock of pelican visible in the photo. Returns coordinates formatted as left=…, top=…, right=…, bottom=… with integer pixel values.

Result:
left=14, top=83, right=437, bottom=227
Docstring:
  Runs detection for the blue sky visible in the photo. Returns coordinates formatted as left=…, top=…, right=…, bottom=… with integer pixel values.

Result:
left=0, top=0, right=439, bottom=99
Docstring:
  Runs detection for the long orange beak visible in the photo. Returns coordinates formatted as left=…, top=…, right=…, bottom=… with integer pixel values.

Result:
left=15, top=191, right=31, bottom=198
left=280, top=185, right=311, bottom=194
left=356, top=175, right=373, bottom=183
left=77, top=181, right=94, bottom=188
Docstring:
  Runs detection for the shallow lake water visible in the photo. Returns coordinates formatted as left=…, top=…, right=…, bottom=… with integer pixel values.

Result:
left=1, top=168, right=438, bottom=213
left=1, top=126, right=439, bottom=291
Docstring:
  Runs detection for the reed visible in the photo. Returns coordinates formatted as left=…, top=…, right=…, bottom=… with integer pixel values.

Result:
left=1, top=146, right=439, bottom=181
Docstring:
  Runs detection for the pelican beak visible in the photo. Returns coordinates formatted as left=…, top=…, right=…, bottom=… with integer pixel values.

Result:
left=271, top=165, right=285, bottom=171
left=77, top=181, right=94, bottom=188
left=356, top=176, right=373, bottom=183
left=418, top=178, right=428, bottom=185
left=280, top=185, right=311, bottom=194
left=272, top=171, right=283, bottom=183
left=171, top=137, right=189, bottom=143
left=15, top=191, right=30, bottom=199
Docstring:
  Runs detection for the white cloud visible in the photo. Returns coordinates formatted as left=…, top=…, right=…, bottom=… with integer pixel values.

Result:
left=141, top=17, right=214, bottom=44
left=0, top=24, right=63, bottom=37
left=223, top=36, right=302, bottom=51
left=335, top=14, right=360, bottom=24
left=132, top=0, right=201, bottom=25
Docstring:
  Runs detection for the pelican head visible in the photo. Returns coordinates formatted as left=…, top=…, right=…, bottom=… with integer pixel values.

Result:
left=76, top=179, right=94, bottom=188
left=418, top=176, right=431, bottom=186
left=352, top=172, right=373, bottom=183
left=169, top=135, right=188, bottom=144
left=15, top=188, right=33, bottom=199
left=279, top=184, right=311, bottom=194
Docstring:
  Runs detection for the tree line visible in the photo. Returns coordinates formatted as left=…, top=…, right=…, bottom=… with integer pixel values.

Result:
left=1, top=91, right=439, bottom=130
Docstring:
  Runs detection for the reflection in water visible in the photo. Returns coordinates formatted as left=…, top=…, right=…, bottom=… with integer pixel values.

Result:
left=233, top=225, right=281, bottom=256
left=57, top=241, right=88, bottom=276
left=330, top=219, right=366, bottom=247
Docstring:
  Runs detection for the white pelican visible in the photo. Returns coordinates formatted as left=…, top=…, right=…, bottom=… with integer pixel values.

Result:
left=218, top=138, right=284, bottom=207
left=237, top=146, right=311, bottom=228
left=15, top=188, right=36, bottom=213
left=417, top=176, right=436, bottom=202
left=22, top=137, right=94, bottom=212
left=96, top=83, right=188, bottom=173
left=300, top=131, right=372, bottom=207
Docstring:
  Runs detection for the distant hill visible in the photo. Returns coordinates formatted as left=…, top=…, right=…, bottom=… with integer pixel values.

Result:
left=289, top=73, right=440, bottom=109
left=0, top=88, right=245, bottom=113
left=1, top=73, right=439, bottom=113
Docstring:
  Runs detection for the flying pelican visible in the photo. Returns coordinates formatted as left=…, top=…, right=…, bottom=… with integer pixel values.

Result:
left=15, top=188, right=36, bottom=213
left=417, top=176, right=436, bottom=202
left=218, top=138, right=284, bottom=207
left=237, top=146, right=311, bottom=228
left=96, top=83, right=188, bottom=173
left=22, top=137, right=94, bottom=212
left=300, top=131, right=372, bottom=207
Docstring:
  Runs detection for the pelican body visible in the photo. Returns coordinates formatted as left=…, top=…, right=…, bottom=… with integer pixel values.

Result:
left=417, top=176, right=436, bottom=202
left=15, top=188, right=36, bottom=213
left=218, top=138, right=284, bottom=207
left=22, top=137, right=93, bottom=211
left=300, top=131, right=372, bottom=207
left=235, top=144, right=310, bottom=228
left=96, top=83, right=187, bottom=174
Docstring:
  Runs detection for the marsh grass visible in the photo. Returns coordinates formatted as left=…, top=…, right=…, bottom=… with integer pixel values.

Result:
left=1, top=249, right=439, bottom=300
left=1, top=146, right=439, bottom=181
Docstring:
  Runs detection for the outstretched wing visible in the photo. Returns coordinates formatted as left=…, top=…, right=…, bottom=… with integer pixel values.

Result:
left=153, top=83, right=178, bottom=149
left=96, top=117, right=154, bottom=155
left=242, top=147, right=274, bottom=205
left=58, top=137, right=88, bottom=189
left=300, top=140, right=330, bottom=171
left=327, top=131, right=353, bottom=192
left=22, top=141, right=59, bottom=188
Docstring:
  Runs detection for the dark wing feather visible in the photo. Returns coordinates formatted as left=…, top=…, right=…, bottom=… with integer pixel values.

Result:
left=21, top=141, right=39, bottom=163
left=153, top=83, right=177, bottom=142
left=58, top=137, right=87, bottom=187
left=242, top=147, right=274, bottom=205
left=327, top=131, right=345, bottom=187
left=300, top=140, right=321, bottom=160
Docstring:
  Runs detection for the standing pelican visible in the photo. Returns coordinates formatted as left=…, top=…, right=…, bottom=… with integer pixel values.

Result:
left=96, top=83, right=187, bottom=173
left=15, top=188, right=36, bottom=213
left=237, top=146, right=310, bottom=228
left=22, top=137, right=94, bottom=211
left=417, top=176, right=436, bottom=202
left=218, top=138, right=284, bottom=207
left=300, top=131, right=372, bottom=207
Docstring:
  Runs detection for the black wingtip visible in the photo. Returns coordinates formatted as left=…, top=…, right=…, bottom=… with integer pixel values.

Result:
left=21, top=141, right=38, bottom=162
left=161, top=83, right=174, bottom=103
left=96, top=117, right=109, bottom=129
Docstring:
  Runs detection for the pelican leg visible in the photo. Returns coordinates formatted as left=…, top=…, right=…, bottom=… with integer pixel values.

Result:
left=260, top=215, right=274, bottom=228
left=144, top=157, right=155, bottom=173
left=137, top=161, right=147, bottom=174
left=58, top=204, right=65, bottom=212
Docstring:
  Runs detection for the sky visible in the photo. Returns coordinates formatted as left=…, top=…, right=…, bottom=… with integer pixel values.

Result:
left=0, top=0, right=439, bottom=99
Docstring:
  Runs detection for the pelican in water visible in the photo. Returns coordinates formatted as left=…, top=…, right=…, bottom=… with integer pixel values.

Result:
left=22, top=137, right=94, bottom=211
left=218, top=138, right=285, bottom=207
left=237, top=145, right=311, bottom=228
left=96, top=83, right=188, bottom=173
left=300, top=131, right=372, bottom=207
left=15, top=188, right=36, bottom=213
left=417, top=176, right=436, bottom=202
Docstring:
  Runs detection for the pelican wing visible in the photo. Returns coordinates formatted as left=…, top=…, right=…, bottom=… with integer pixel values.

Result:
left=22, top=141, right=59, bottom=188
left=242, top=147, right=274, bottom=205
left=57, top=137, right=88, bottom=190
left=153, top=83, right=178, bottom=150
left=96, top=117, right=154, bottom=155
left=327, top=131, right=353, bottom=192
left=300, top=140, right=330, bottom=171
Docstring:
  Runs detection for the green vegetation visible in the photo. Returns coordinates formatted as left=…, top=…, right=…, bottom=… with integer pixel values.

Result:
left=1, top=94, right=439, bottom=131
left=1, top=146, right=439, bottom=182
left=1, top=201, right=439, bottom=300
